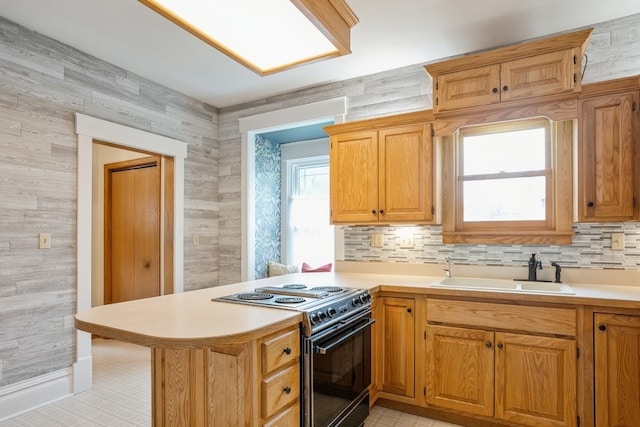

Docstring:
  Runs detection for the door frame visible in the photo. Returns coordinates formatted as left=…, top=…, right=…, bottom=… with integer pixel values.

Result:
left=74, top=113, right=187, bottom=393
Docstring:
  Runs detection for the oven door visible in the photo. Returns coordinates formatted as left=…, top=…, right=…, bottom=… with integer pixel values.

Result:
left=304, top=309, right=374, bottom=427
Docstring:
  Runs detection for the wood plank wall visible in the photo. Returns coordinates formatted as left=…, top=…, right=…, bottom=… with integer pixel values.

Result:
left=218, top=13, right=640, bottom=285
left=0, top=17, right=219, bottom=387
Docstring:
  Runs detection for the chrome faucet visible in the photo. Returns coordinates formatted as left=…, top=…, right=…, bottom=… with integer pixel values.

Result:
left=527, top=253, right=542, bottom=281
left=444, top=257, right=452, bottom=278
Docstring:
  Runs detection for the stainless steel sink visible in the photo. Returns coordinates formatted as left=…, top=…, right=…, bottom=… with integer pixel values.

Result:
left=431, top=277, right=574, bottom=294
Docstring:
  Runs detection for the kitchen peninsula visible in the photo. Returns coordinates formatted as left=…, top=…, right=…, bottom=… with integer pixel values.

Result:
left=75, top=268, right=640, bottom=427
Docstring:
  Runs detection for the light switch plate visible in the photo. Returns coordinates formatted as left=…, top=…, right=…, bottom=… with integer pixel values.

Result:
left=370, top=233, right=384, bottom=248
left=611, top=232, right=625, bottom=250
left=39, top=233, right=51, bottom=249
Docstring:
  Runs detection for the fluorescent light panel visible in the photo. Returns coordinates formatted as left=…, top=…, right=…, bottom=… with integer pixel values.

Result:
left=139, top=0, right=357, bottom=75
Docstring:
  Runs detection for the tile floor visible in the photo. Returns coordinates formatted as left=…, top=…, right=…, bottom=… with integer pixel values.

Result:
left=1, top=339, right=459, bottom=426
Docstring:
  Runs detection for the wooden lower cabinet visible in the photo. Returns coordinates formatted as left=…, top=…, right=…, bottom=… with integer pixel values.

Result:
left=495, top=333, right=576, bottom=427
left=379, top=297, right=415, bottom=398
left=594, top=313, right=640, bottom=427
left=424, top=326, right=576, bottom=426
left=150, top=324, right=301, bottom=426
left=425, top=325, right=494, bottom=416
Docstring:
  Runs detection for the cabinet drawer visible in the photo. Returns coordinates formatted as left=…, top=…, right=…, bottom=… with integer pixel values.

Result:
left=262, top=329, right=300, bottom=375
left=263, top=403, right=300, bottom=427
left=261, top=365, right=300, bottom=420
left=426, top=299, right=576, bottom=337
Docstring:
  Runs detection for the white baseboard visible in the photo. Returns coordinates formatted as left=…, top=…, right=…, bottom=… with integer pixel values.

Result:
left=0, top=368, right=74, bottom=422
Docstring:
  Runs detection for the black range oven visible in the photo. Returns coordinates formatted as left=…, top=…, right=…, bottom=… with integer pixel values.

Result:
left=304, top=307, right=373, bottom=427
left=213, top=283, right=374, bottom=426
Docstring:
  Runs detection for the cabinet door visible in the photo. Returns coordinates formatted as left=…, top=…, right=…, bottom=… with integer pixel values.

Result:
left=501, top=49, right=576, bottom=102
left=425, top=325, right=494, bottom=417
left=495, top=333, right=576, bottom=427
left=330, top=131, right=379, bottom=223
left=578, top=91, right=638, bottom=221
left=379, top=124, right=434, bottom=222
left=380, top=297, right=415, bottom=397
left=435, top=64, right=500, bottom=112
left=594, top=313, right=640, bottom=427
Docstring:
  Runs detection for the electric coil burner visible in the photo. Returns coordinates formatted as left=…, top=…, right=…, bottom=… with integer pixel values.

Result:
left=212, top=282, right=373, bottom=426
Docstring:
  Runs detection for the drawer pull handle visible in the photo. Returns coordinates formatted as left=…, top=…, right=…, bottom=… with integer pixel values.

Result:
left=283, top=386, right=292, bottom=395
left=283, top=347, right=292, bottom=355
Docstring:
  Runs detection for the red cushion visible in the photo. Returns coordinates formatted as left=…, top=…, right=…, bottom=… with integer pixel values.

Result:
left=301, top=262, right=332, bottom=272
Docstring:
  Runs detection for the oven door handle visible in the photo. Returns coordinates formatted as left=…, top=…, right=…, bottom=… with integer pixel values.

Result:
left=314, top=318, right=375, bottom=355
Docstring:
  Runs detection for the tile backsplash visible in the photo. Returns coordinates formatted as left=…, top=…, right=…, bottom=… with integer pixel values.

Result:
left=343, top=223, right=640, bottom=270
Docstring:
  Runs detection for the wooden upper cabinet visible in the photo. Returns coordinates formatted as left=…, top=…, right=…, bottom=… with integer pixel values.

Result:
left=326, top=111, right=435, bottom=224
left=594, top=313, right=640, bottom=427
left=577, top=82, right=639, bottom=222
left=426, top=28, right=591, bottom=115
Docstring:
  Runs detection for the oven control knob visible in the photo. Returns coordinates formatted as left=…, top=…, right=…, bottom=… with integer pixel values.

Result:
left=310, top=312, right=320, bottom=324
left=327, top=307, right=337, bottom=318
left=352, top=297, right=361, bottom=307
left=318, top=311, right=327, bottom=321
left=359, top=295, right=368, bottom=304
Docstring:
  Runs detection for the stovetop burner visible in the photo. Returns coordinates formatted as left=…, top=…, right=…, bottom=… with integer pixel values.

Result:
left=237, top=293, right=273, bottom=300
left=275, top=296, right=306, bottom=304
left=310, top=286, right=343, bottom=293
left=282, top=283, right=308, bottom=289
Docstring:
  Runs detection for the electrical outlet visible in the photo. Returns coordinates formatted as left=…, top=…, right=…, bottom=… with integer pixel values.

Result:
left=193, top=234, right=200, bottom=246
left=611, top=232, right=625, bottom=250
left=39, top=233, right=51, bottom=249
left=370, top=233, right=384, bottom=248
left=399, top=235, right=415, bottom=249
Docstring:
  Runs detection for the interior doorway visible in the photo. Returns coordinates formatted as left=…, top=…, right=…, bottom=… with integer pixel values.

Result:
left=104, top=156, right=161, bottom=303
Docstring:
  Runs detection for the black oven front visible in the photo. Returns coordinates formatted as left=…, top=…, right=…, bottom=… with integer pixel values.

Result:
left=303, top=309, right=374, bottom=427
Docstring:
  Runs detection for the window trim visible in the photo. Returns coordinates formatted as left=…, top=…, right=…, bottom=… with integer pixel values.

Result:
left=441, top=118, right=574, bottom=245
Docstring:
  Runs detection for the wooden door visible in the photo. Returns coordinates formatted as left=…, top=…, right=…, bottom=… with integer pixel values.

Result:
left=425, top=325, right=494, bottom=417
left=380, top=297, right=415, bottom=397
left=435, top=64, right=500, bottom=112
left=495, top=332, right=576, bottom=427
left=578, top=91, right=637, bottom=221
left=105, top=157, right=160, bottom=303
left=594, top=313, right=640, bottom=427
left=379, top=123, right=434, bottom=222
left=501, top=49, right=576, bottom=102
left=330, top=131, right=379, bottom=223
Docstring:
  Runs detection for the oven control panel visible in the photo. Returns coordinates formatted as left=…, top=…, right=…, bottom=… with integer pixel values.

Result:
left=305, top=290, right=371, bottom=335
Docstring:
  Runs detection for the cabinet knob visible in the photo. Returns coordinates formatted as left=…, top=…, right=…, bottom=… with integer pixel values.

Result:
left=497, top=343, right=504, bottom=349
left=283, top=347, right=292, bottom=355
left=492, top=87, right=498, bottom=93
left=379, top=209, right=385, bottom=215
left=502, top=85, right=509, bottom=91
left=587, top=201, right=595, bottom=207
left=598, top=324, right=607, bottom=331
left=486, top=341, right=492, bottom=348
left=407, top=308, right=412, bottom=313
left=283, top=386, right=292, bottom=395
left=371, top=210, right=377, bottom=215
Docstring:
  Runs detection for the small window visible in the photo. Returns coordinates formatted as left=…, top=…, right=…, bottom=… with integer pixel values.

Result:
left=442, top=118, right=573, bottom=244
left=459, top=119, right=550, bottom=225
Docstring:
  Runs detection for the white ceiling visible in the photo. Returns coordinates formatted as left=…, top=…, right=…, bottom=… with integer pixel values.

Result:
left=1, top=1, right=639, bottom=108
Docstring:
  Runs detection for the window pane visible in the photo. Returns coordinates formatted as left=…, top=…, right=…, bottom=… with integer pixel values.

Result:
left=463, top=128, right=546, bottom=175
left=295, top=165, right=329, bottom=197
left=463, top=176, right=546, bottom=221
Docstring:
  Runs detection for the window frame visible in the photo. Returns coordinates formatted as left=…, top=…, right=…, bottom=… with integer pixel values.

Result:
left=441, top=118, right=574, bottom=245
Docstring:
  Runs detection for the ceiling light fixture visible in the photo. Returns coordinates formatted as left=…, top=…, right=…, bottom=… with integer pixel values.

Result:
left=139, top=0, right=358, bottom=75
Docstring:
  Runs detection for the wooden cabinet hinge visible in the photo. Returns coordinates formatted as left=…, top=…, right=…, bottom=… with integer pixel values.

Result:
left=431, top=206, right=435, bottom=215
left=576, top=347, right=580, bottom=359
left=573, top=55, right=577, bottom=64
left=424, top=386, right=427, bottom=396
left=633, top=197, right=637, bottom=208
left=633, top=101, right=637, bottom=111
left=574, top=73, right=577, bottom=83
left=577, top=416, right=581, bottom=427
left=435, top=97, right=438, bottom=106
left=435, top=82, right=438, bottom=90
left=424, top=330, right=427, bottom=340
left=431, top=128, right=435, bottom=137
